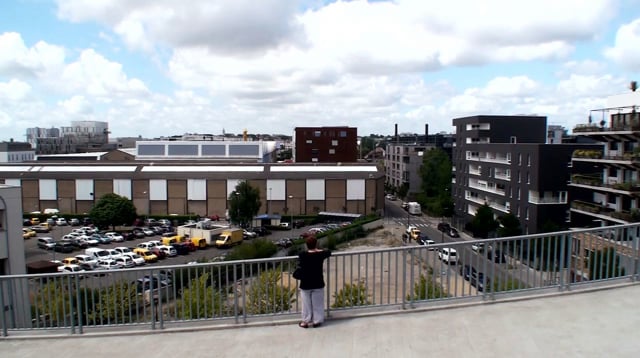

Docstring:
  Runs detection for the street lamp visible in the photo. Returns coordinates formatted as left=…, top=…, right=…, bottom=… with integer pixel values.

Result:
left=288, top=194, right=293, bottom=227
left=234, top=192, right=240, bottom=226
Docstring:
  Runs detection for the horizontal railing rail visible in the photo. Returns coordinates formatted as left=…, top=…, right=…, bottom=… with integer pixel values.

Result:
left=1, top=224, right=639, bottom=337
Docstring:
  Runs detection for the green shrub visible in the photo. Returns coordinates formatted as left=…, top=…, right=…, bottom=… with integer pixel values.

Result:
left=225, top=239, right=277, bottom=261
left=408, top=274, right=447, bottom=300
left=332, top=280, right=371, bottom=308
left=176, top=273, right=228, bottom=319
left=246, top=270, right=296, bottom=314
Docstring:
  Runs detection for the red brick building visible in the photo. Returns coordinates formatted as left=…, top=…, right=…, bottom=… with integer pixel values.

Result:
left=294, top=126, right=358, bottom=163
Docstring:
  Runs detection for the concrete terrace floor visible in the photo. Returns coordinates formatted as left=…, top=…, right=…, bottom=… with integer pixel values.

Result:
left=1, top=283, right=638, bottom=358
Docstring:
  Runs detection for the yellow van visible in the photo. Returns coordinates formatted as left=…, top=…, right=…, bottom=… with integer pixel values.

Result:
left=31, top=217, right=41, bottom=225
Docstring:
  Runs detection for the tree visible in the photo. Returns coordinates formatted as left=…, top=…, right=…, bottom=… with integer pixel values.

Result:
left=397, top=183, right=409, bottom=199
left=86, top=281, right=138, bottom=324
left=228, top=181, right=261, bottom=227
left=420, top=148, right=451, bottom=199
left=470, top=204, right=499, bottom=239
left=89, top=193, right=137, bottom=230
left=589, top=248, right=626, bottom=280
left=497, top=213, right=522, bottom=237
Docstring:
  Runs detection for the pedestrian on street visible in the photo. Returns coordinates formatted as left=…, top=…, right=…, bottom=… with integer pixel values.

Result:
left=297, top=236, right=331, bottom=328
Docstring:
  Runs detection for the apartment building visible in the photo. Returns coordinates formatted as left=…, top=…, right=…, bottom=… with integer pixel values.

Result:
left=294, top=127, right=358, bottom=163
left=26, top=121, right=113, bottom=154
left=385, top=143, right=434, bottom=197
left=569, top=85, right=640, bottom=229
left=0, top=140, right=35, bottom=163
left=452, top=115, right=599, bottom=234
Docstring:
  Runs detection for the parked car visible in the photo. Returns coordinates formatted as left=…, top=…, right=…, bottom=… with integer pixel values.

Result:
left=470, top=271, right=490, bottom=292
left=121, top=252, right=146, bottom=266
left=115, top=256, right=135, bottom=269
left=105, top=232, right=124, bottom=242
left=471, top=242, right=485, bottom=253
left=30, top=217, right=41, bottom=225
left=55, top=218, right=68, bottom=226
left=158, top=219, right=171, bottom=226
left=91, top=233, right=112, bottom=245
left=438, top=248, right=458, bottom=264
left=97, top=259, right=122, bottom=270
left=22, top=228, right=37, bottom=239
left=133, top=248, right=158, bottom=263
left=243, top=229, right=258, bottom=239
left=53, top=242, right=75, bottom=253
left=37, top=237, right=56, bottom=250
left=121, top=231, right=136, bottom=241
left=142, top=227, right=155, bottom=236
left=30, top=224, right=50, bottom=233
left=279, top=222, right=290, bottom=229
left=106, top=249, right=123, bottom=260
left=69, top=218, right=81, bottom=226
left=23, top=218, right=33, bottom=226
left=293, top=220, right=306, bottom=229
left=58, top=264, right=85, bottom=274
left=61, top=257, right=79, bottom=266
left=131, top=228, right=146, bottom=238
left=157, top=245, right=177, bottom=257
left=447, top=228, right=460, bottom=238
left=114, top=247, right=133, bottom=255
left=149, top=247, right=168, bottom=260
left=276, top=238, right=294, bottom=248
left=75, top=254, right=98, bottom=269
left=437, top=222, right=451, bottom=233
left=460, top=264, right=475, bottom=281
left=171, top=242, right=191, bottom=255
left=252, top=227, right=271, bottom=236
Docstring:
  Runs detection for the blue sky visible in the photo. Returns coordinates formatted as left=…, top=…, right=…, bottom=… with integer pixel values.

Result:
left=0, top=0, right=639, bottom=141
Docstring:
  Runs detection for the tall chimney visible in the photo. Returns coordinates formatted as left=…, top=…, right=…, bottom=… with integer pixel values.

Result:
left=394, top=124, right=398, bottom=143
left=424, top=124, right=429, bottom=144
left=631, top=81, right=637, bottom=92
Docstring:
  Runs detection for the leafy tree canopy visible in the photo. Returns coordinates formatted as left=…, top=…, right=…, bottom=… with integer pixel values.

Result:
left=420, top=148, right=452, bottom=199
left=229, top=181, right=261, bottom=226
left=497, top=213, right=522, bottom=237
left=471, top=204, right=499, bottom=239
left=90, top=193, right=137, bottom=230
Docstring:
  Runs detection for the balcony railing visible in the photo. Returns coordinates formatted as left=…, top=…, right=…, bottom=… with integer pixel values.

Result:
left=571, top=175, right=640, bottom=193
left=1, top=224, right=638, bottom=337
left=571, top=201, right=640, bottom=223
left=528, top=196, right=566, bottom=204
left=572, top=150, right=603, bottom=159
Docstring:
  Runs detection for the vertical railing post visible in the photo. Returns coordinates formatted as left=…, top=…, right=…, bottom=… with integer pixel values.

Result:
left=633, top=235, right=639, bottom=282
left=326, top=257, right=331, bottom=318
left=558, top=234, right=568, bottom=291
left=74, top=273, right=82, bottom=334
left=0, top=278, right=8, bottom=336
left=401, top=249, right=407, bottom=310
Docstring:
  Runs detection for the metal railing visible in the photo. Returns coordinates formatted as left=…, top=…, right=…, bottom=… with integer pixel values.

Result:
left=1, top=224, right=639, bottom=337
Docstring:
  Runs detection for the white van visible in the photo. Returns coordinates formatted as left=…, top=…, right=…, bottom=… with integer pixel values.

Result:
left=85, top=248, right=111, bottom=260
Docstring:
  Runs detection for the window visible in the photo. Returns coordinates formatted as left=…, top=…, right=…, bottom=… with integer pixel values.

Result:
left=339, top=130, right=347, bottom=137
left=329, top=149, right=335, bottom=154
left=510, top=136, right=517, bottom=143
left=314, top=131, right=321, bottom=137
left=332, top=140, right=338, bottom=146
left=518, top=153, right=522, bottom=165
left=527, top=172, right=530, bottom=184
left=306, top=140, right=312, bottom=144
left=311, top=149, right=319, bottom=157
left=527, top=154, right=531, bottom=167
left=525, top=207, right=529, bottom=220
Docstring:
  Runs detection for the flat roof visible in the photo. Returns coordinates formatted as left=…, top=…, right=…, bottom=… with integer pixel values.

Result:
left=318, top=211, right=363, bottom=218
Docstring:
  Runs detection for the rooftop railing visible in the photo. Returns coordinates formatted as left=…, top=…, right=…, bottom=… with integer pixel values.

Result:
left=1, top=224, right=639, bottom=337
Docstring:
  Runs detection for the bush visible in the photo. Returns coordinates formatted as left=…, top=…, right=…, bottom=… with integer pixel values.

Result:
left=332, top=280, right=371, bottom=308
left=176, top=273, right=228, bottom=319
left=408, top=274, right=447, bottom=300
left=225, top=239, right=277, bottom=261
left=246, top=270, right=296, bottom=314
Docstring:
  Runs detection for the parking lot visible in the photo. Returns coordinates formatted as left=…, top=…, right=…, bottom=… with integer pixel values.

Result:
left=23, top=221, right=319, bottom=270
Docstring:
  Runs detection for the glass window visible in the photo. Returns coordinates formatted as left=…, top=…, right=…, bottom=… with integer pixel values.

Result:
left=340, top=131, right=347, bottom=137
left=314, top=131, right=321, bottom=137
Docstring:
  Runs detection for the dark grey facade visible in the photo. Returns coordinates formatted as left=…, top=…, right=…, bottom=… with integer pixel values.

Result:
left=452, top=115, right=599, bottom=235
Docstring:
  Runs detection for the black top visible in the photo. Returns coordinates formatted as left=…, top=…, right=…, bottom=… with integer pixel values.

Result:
left=298, top=250, right=332, bottom=290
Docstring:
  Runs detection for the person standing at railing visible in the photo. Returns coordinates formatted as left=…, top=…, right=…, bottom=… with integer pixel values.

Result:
left=297, top=236, right=331, bottom=328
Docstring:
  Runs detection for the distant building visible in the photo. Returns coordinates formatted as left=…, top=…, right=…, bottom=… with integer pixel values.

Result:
left=294, top=126, right=358, bottom=163
left=547, top=125, right=567, bottom=144
left=452, top=115, right=599, bottom=235
left=35, top=149, right=135, bottom=162
left=135, top=140, right=277, bottom=162
left=0, top=140, right=35, bottom=162
left=385, top=143, right=434, bottom=198
left=0, top=184, right=26, bottom=275
left=27, top=121, right=113, bottom=154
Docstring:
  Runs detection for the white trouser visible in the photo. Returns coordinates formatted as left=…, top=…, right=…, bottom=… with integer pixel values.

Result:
left=300, top=288, right=325, bottom=324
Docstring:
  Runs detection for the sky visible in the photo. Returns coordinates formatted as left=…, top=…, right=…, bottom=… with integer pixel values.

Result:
left=0, top=0, right=639, bottom=141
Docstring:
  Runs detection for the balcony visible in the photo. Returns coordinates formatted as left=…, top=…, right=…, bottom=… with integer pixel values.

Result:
left=529, top=196, right=567, bottom=205
left=572, top=149, right=603, bottom=159
left=570, top=200, right=640, bottom=223
left=494, top=172, right=511, bottom=181
left=571, top=175, right=640, bottom=194
left=468, top=182, right=506, bottom=195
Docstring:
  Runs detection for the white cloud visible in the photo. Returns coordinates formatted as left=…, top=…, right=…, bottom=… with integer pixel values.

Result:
left=58, top=95, right=93, bottom=115
left=605, top=18, right=640, bottom=71
left=0, top=79, right=31, bottom=101
left=0, top=32, right=66, bottom=78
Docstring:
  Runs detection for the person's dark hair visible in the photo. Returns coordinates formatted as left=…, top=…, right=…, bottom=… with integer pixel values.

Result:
left=305, top=236, right=318, bottom=250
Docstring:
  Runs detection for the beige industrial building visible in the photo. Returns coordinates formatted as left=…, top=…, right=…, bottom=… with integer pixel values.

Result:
left=0, top=163, right=385, bottom=217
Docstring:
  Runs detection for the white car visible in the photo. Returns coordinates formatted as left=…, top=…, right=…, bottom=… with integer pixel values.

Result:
left=438, top=248, right=458, bottom=264
left=142, top=227, right=155, bottom=236
left=58, top=264, right=85, bottom=274
left=115, top=256, right=135, bottom=269
left=114, top=246, right=132, bottom=255
left=471, top=243, right=485, bottom=253
left=121, top=252, right=146, bottom=266
left=137, top=242, right=156, bottom=250
left=75, top=254, right=98, bottom=269
left=97, top=259, right=123, bottom=270
left=79, top=235, right=99, bottom=246
left=55, top=218, right=68, bottom=226
left=158, top=245, right=177, bottom=257
left=105, top=232, right=124, bottom=242
left=106, top=249, right=123, bottom=260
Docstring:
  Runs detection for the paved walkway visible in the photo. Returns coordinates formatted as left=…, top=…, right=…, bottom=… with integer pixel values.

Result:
left=1, top=283, right=638, bottom=358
